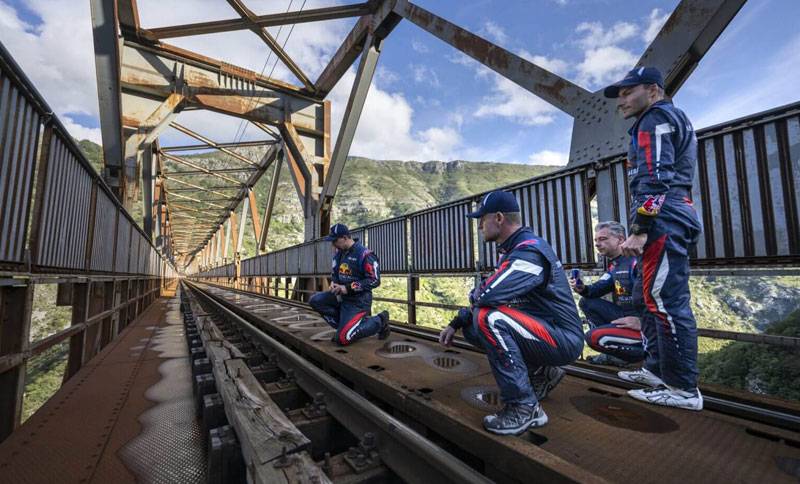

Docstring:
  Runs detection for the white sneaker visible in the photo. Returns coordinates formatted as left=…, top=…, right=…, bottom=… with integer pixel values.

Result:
left=628, top=385, right=703, bottom=411
left=617, top=367, right=665, bottom=387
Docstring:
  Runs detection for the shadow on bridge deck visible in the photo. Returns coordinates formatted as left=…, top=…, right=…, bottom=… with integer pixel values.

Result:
left=0, top=289, right=206, bottom=484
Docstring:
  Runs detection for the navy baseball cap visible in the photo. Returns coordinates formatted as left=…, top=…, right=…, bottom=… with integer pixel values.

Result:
left=324, top=223, right=350, bottom=241
left=466, top=191, right=520, bottom=218
left=603, top=66, right=664, bottom=98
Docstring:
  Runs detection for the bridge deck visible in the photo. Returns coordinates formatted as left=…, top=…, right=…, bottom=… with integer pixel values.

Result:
left=200, top=283, right=800, bottom=484
left=0, top=290, right=206, bottom=484
left=2, top=283, right=799, bottom=483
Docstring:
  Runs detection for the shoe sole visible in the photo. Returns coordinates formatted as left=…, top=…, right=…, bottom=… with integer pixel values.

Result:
left=484, top=414, right=549, bottom=436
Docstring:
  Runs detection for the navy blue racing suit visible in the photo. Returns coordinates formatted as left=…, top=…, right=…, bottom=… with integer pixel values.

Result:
left=449, top=227, right=583, bottom=406
left=580, top=255, right=644, bottom=363
left=309, top=241, right=383, bottom=345
left=627, top=99, right=702, bottom=389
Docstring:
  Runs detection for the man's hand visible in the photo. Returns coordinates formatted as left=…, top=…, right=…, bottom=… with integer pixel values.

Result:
left=568, top=277, right=584, bottom=293
left=621, top=233, right=648, bottom=257
left=611, top=316, right=641, bottom=330
left=329, top=283, right=347, bottom=295
left=439, top=326, right=456, bottom=347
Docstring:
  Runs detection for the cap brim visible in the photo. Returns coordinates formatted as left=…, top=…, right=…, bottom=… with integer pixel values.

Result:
left=466, top=209, right=485, bottom=219
left=323, top=235, right=339, bottom=241
left=603, top=78, right=648, bottom=98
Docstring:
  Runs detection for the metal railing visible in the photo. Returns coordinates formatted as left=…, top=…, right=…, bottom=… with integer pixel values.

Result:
left=0, top=41, right=177, bottom=441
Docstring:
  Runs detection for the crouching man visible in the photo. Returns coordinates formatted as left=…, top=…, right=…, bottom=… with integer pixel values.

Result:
left=439, top=191, right=583, bottom=435
left=309, top=223, right=390, bottom=346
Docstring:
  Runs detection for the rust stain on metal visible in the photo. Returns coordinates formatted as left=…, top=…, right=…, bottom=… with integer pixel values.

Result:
left=537, top=78, right=571, bottom=107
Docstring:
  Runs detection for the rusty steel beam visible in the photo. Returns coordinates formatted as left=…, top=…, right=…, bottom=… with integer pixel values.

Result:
left=259, top=155, right=282, bottom=251
left=169, top=122, right=259, bottom=166
left=124, top=94, right=184, bottom=152
left=163, top=168, right=258, bottom=176
left=145, top=3, right=373, bottom=39
left=186, top=145, right=280, bottom=256
left=393, top=0, right=590, bottom=118
left=160, top=153, right=246, bottom=185
left=164, top=190, right=229, bottom=209
left=161, top=175, right=240, bottom=199
left=639, top=0, right=747, bottom=96
left=321, top=32, right=381, bottom=210
left=124, top=40, right=307, bottom=96
left=117, top=0, right=140, bottom=32
left=314, top=0, right=400, bottom=95
left=247, top=189, right=262, bottom=251
left=225, top=0, right=315, bottom=91
left=161, top=140, right=276, bottom=152
left=279, top=125, right=314, bottom=211
left=90, top=0, right=126, bottom=203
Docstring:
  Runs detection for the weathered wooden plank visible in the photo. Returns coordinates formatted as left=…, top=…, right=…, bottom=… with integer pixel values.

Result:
left=194, top=313, right=320, bottom=483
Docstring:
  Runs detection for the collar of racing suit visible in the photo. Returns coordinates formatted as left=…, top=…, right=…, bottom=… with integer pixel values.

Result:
left=497, top=226, right=532, bottom=254
left=627, top=99, right=673, bottom=135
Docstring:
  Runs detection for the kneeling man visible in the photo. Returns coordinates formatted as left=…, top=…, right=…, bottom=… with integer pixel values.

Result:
left=309, top=223, right=390, bottom=346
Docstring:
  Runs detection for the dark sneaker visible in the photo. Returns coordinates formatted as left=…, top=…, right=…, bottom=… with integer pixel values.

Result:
left=377, top=311, right=391, bottom=340
left=628, top=385, right=703, bottom=411
left=483, top=403, right=548, bottom=435
left=587, top=353, right=629, bottom=367
left=529, top=366, right=566, bottom=400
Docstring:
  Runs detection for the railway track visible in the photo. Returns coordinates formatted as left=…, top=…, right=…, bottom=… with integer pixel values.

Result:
left=183, top=281, right=800, bottom=483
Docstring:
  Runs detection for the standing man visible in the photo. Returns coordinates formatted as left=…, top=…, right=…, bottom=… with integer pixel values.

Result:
left=570, top=221, right=644, bottom=367
left=309, top=223, right=390, bottom=346
left=439, top=191, right=583, bottom=436
left=604, top=67, right=703, bottom=410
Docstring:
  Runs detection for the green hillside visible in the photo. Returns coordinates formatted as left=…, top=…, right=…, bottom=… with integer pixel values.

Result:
left=699, top=309, right=800, bottom=401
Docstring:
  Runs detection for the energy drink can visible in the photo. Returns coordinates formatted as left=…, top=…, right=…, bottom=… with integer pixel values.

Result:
left=571, top=268, right=581, bottom=284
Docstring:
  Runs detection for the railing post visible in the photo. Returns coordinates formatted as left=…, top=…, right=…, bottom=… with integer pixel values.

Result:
left=0, top=284, right=34, bottom=442
left=65, top=283, right=89, bottom=381
left=407, top=275, right=418, bottom=325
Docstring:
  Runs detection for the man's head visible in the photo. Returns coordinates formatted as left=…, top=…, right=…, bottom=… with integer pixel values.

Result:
left=603, top=67, right=665, bottom=119
left=324, top=223, right=355, bottom=250
left=467, top=191, right=523, bottom=243
left=594, top=221, right=626, bottom=258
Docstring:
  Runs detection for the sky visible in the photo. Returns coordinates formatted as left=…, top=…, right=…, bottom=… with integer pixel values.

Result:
left=1, top=0, right=798, bottom=166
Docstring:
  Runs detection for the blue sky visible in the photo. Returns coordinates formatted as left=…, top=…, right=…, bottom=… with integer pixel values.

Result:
left=1, top=0, right=798, bottom=165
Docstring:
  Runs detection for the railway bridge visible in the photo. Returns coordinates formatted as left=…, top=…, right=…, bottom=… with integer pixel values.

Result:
left=0, top=1, right=798, bottom=482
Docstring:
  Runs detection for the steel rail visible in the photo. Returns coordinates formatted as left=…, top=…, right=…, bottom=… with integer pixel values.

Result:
left=184, top=281, right=492, bottom=484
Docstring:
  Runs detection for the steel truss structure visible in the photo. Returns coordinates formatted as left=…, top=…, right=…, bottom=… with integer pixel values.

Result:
left=93, top=0, right=753, bottom=274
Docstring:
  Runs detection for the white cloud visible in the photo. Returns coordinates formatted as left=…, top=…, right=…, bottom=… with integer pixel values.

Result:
left=574, top=20, right=639, bottom=88
left=643, top=8, right=670, bottom=44
left=63, top=118, right=102, bottom=144
left=481, top=20, right=508, bottom=44
left=472, top=51, right=568, bottom=126
left=576, top=45, right=639, bottom=87
left=411, top=39, right=430, bottom=54
left=475, top=75, right=560, bottom=126
left=0, top=1, right=101, bottom=130
left=528, top=149, right=568, bottom=165
left=410, top=64, right=440, bottom=88
left=328, top=70, right=463, bottom=161
left=576, top=21, right=638, bottom=50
